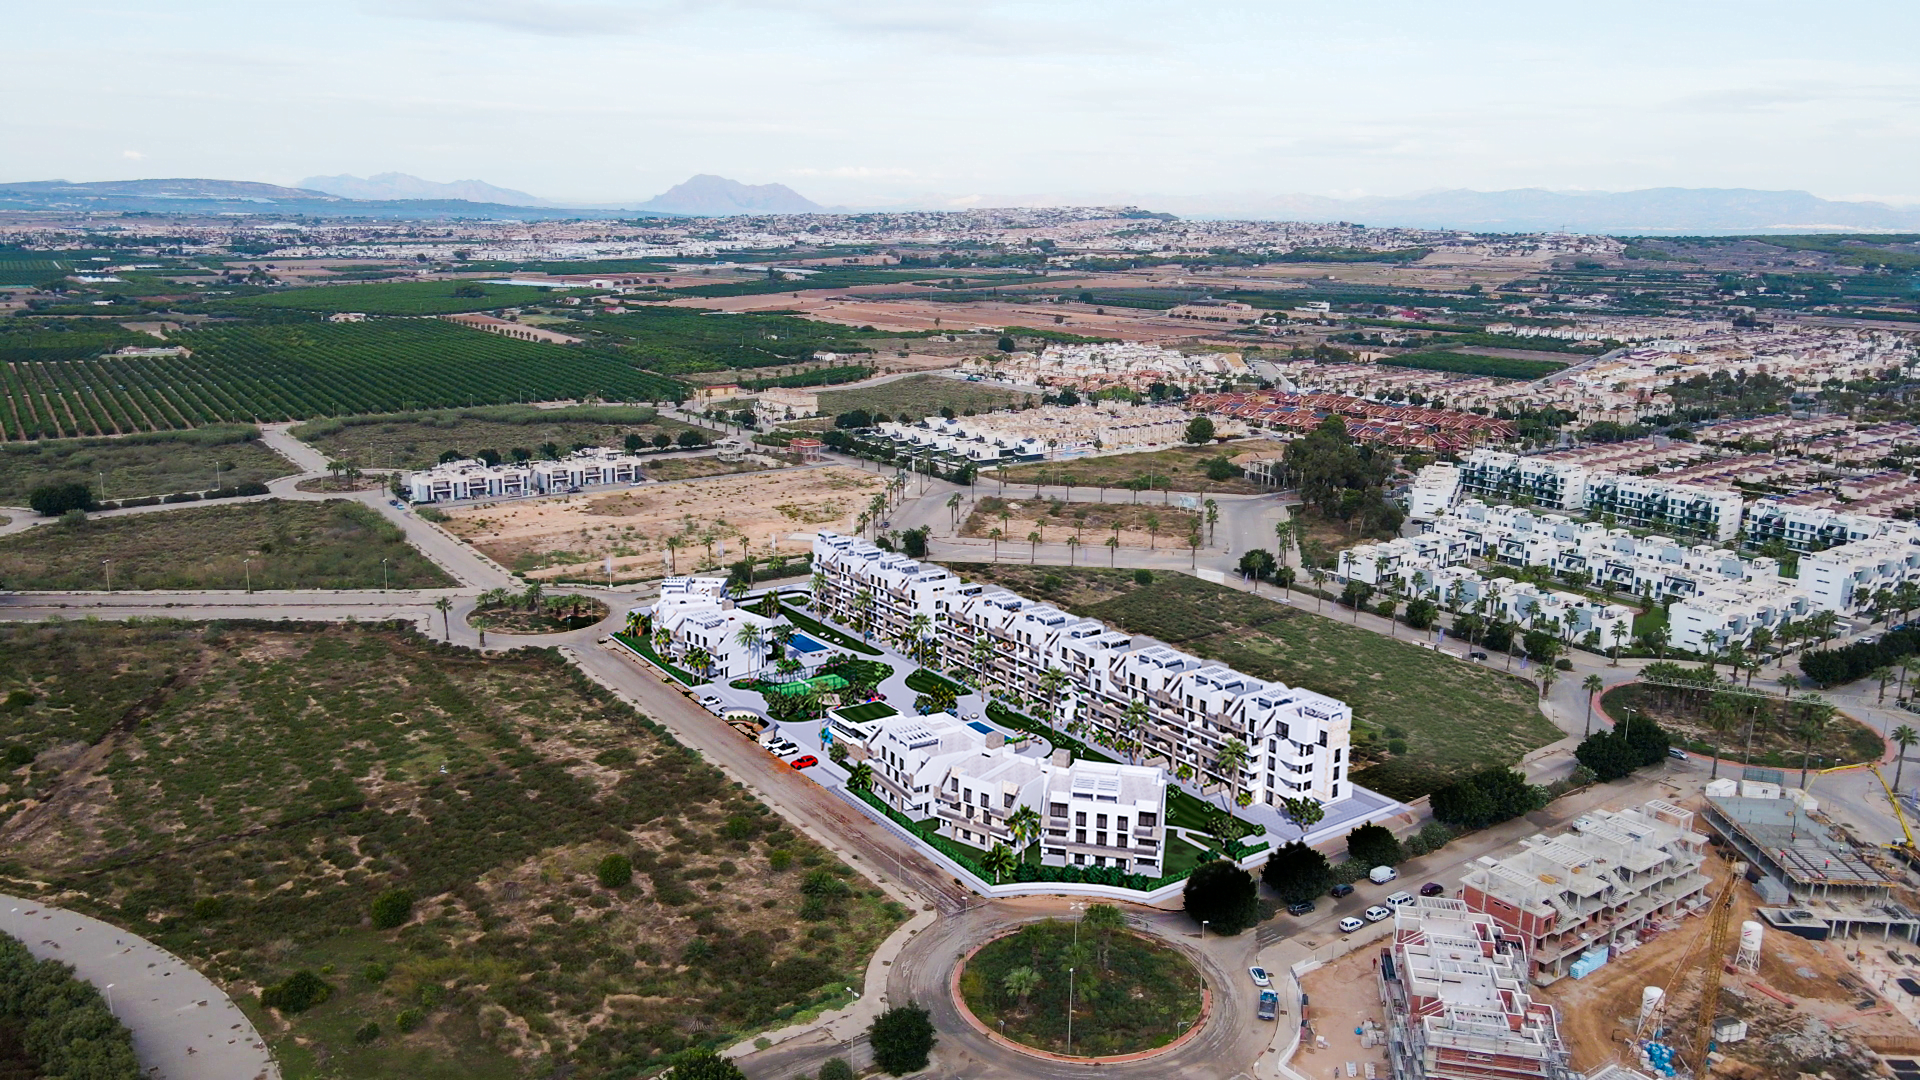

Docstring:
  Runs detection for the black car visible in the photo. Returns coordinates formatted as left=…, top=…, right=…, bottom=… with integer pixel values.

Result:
left=1287, top=900, right=1316, bottom=916
left=1469, top=651, right=1489, bottom=661
left=1330, top=883, right=1355, bottom=899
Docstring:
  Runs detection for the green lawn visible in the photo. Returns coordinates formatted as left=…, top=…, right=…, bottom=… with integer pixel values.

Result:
left=951, top=565, right=1558, bottom=800
left=0, top=499, right=454, bottom=591
left=611, top=632, right=701, bottom=685
left=0, top=622, right=903, bottom=1078
left=835, top=701, right=898, bottom=723
left=905, top=668, right=964, bottom=695
left=984, top=441, right=1285, bottom=496
left=292, top=405, right=693, bottom=471
left=958, top=920, right=1203, bottom=1057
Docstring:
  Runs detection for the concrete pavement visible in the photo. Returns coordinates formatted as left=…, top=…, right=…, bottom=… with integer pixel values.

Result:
left=3, top=895, right=277, bottom=1080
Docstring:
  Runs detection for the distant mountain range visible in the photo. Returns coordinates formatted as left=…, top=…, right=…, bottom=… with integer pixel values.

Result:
left=0, top=177, right=651, bottom=220
left=300, top=172, right=551, bottom=206
left=1150, top=187, right=1920, bottom=234
left=631, top=174, right=822, bottom=216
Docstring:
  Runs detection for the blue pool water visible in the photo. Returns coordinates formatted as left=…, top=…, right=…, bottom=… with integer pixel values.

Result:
left=789, top=632, right=828, bottom=654
left=967, top=721, right=994, bottom=735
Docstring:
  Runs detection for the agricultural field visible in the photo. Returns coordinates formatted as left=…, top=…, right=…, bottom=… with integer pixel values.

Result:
left=440, top=465, right=884, bottom=582
left=209, top=280, right=564, bottom=315
left=985, top=440, right=1287, bottom=496
left=815, top=373, right=1029, bottom=420
left=0, top=499, right=452, bottom=591
left=961, top=495, right=1200, bottom=552
left=946, top=564, right=1557, bottom=800
left=0, top=320, right=686, bottom=440
left=292, top=405, right=694, bottom=471
left=0, top=317, right=155, bottom=362
left=558, top=307, right=879, bottom=375
left=1375, top=350, right=1566, bottom=380
left=0, top=424, right=296, bottom=504
left=0, top=621, right=904, bottom=1079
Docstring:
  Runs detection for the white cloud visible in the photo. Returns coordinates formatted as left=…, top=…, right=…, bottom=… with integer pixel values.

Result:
left=121, top=149, right=144, bottom=160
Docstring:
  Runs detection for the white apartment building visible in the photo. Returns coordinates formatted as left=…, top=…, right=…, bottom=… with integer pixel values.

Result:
left=1801, top=531, right=1920, bottom=615
left=640, top=576, right=788, bottom=681
left=1444, top=452, right=1742, bottom=544
left=1407, top=462, right=1462, bottom=521
left=406, top=446, right=648, bottom=503
left=1668, top=579, right=1813, bottom=655
left=837, top=709, right=1168, bottom=875
left=1744, top=499, right=1886, bottom=553
left=810, top=531, right=1357, bottom=809
left=875, top=402, right=1232, bottom=464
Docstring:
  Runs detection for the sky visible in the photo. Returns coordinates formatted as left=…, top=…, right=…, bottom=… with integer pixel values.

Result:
left=6, top=0, right=1919, bottom=209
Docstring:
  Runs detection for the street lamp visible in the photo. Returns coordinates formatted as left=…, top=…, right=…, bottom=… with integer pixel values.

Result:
left=103, top=983, right=114, bottom=1017
left=243, top=558, right=252, bottom=595
left=1200, top=919, right=1208, bottom=940
left=1067, top=966, right=1075, bottom=1056
left=102, top=559, right=112, bottom=594
left=381, top=558, right=389, bottom=592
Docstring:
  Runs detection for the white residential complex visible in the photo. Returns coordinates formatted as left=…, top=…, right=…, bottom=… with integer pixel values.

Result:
left=638, top=577, right=793, bottom=682
left=875, top=402, right=1243, bottom=463
left=811, top=531, right=1357, bottom=808
left=1451, top=448, right=1744, bottom=543
left=405, top=446, right=649, bottom=503
left=960, top=341, right=1246, bottom=391
left=832, top=709, right=1168, bottom=876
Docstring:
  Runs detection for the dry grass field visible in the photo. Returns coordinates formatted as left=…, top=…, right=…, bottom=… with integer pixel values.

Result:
left=961, top=495, right=1200, bottom=552
left=440, top=465, right=887, bottom=581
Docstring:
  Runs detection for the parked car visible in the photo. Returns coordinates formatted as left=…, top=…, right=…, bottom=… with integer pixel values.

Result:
left=1338, top=916, right=1365, bottom=933
left=1369, top=866, right=1398, bottom=884
left=1330, top=883, right=1355, bottom=899
left=1257, top=989, right=1279, bottom=1021
left=1363, top=906, right=1392, bottom=923
left=789, top=755, right=818, bottom=769
left=1668, top=747, right=1690, bottom=760
left=1248, top=966, right=1272, bottom=988
left=1386, top=890, right=1414, bottom=907
left=1419, top=882, right=1446, bottom=897
left=1469, top=651, right=1489, bottom=661
left=769, top=741, right=802, bottom=758
left=1286, top=901, right=1315, bottom=917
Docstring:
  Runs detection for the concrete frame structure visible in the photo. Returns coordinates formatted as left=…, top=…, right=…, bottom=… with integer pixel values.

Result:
left=809, top=530, right=1357, bottom=810
left=1379, top=897, right=1574, bottom=1080
left=1460, top=801, right=1711, bottom=985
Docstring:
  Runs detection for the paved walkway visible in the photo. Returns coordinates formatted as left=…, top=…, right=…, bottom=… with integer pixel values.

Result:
left=2, top=895, right=277, bottom=1080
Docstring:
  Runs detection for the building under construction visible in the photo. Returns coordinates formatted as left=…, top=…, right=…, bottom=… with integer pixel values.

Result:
left=1703, top=794, right=1920, bottom=942
left=1378, top=896, right=1574, bottom=1080
left=1459, top=801, right=1712, bottom=984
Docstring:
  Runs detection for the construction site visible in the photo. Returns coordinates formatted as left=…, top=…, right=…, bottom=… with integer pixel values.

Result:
left=1300, top=779, right=1920, bottom=1080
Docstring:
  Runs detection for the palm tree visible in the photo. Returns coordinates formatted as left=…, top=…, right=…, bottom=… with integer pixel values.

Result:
left=1204, top=499, right=1219, bottom=544
left=847, top=761, right=873, bottom=792
left=1144, top=512, right=1161, bottom=551
left=1105, top=535, right=1119, bottom=566
left=1537, top=662, right=1558, bottom=700
left=1214, top=738, right=1250, bottom=795
left=907, top=612, right=933, bottom=665
left=1581, top=673, right=1604, bottom=736
left=1701, top=629, right=1721, bottom=673
left=1002, top=966, right=1041, bottom=1010
left=947, top=491, right=964, bottom=529
left=1187, top=531, right=1201, bottom=569
left=1274, top=520, right=1293, bottom=568
left=1119, top=699, right=1149, bottom=764
left=1894, top=725, right=1919, bottom=792
left=1609, top=622, right=1628, bottom=666
left=1704, top=692, right=1741, bottom=780
left=982, top=842, right=1016, bottom=884
left=1065, top=535, right=1080, bottom=566
left=989, top=528, right=1003, bottom=560
left=1309, top=567, right=1327, bottom=611
left=684, top=646, right=713, bottom=679
left=1007, top=804, right=1041, bottom=858
left=1794, top=696, right=1834, bottom=789
left=435, top=596, right=453, bottom=639
left=1875, top=665, right=1897, bottom=705
left=734, top=622, right=765, bottom=679
left=523, top=580, right=545, bottom=611
left=1028, top=530, right=1041, bottom=563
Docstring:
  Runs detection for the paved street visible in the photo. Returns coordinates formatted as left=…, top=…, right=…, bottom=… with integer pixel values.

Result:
left=3, top=894, right=277, bottom=1080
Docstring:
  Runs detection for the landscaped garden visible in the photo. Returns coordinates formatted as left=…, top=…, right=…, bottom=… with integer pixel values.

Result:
left=468, top=590, right=608, bottom=634
left=0, top=621, right=905, bottom=1079
left=957, top=913, right=1205, bottom=1058
left=948, top=564, right=1558, bottom=800
left=1600, top=663, right=1883, bottom=770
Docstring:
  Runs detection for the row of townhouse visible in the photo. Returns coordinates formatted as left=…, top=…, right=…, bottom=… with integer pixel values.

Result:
left=811, top=531, right=1356, bottom=809
left=405, top=446, right=649, bottom=504
left=873, top=403, right=1210, bottom=464
left=833, top=708, right=1168, bottom=875
left=639, top=577, right=793, bottom=682
left=1336, top=539, right=1633, bottom=651
left=1450, top=449, right=1743, bottom=543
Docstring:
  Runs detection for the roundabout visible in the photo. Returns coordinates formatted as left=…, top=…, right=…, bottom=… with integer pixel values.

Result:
left=885, top=897, right=1266, bottom=1079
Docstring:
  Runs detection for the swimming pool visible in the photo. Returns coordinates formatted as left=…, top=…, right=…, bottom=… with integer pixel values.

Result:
left=788, top=632, right=828, bottom=655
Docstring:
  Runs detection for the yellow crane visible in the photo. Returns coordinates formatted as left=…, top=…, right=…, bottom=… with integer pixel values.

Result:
left=1688, top=873, right=1740, bottom=1074
left=1816, top=761, right=1918, bottom=859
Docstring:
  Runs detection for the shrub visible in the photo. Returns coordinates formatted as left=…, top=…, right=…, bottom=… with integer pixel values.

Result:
left=1576, top=720, right=1671, bottom=781
left=596, top=853, right=633, bottom=889
left=819, top=1057, right=854, bottom=1080
left=28, top=481, right=92, bottom=517
left=670, top=1048, right=747, bottom=1080
left=767, top=849, right=793, bottom=871
left=361, top=962, right=389, bottom=983
left=261, top=970, right=333, bottom=1014
left=1346, top=823, right=1402, bottom=868
left=370, top=887, right=415, bottom=929
left=191, top=896, right=228, bottom=919
left=1429, top=768, right=1545, bottom=830
left=1134, top=568, right=1154, bottom=585
left=1, top=745, right=31, bottom=768
left=396, top=1007, right=424, bottom=1032
left=353, top=1021, right=381, bottom=1044
left=869, top=1001, right=937, bottom=1075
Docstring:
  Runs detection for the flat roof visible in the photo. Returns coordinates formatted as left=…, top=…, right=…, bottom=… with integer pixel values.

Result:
left=1707, top=796, right=1891, bottom=888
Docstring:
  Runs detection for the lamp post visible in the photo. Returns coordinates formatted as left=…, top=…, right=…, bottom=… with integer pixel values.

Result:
left=99, top=471, right=107, bottom=503
left=381, top=558, right=389, bottom=592
left=1200, top=919, right=1208, bottom=941
left=243, top=558, right=252, bottom=595
left=103, top=983, right=114, bottom=1018
left=1067, top=966, right=1075, bottom=1057
left=102, top=559, right=112, bottom=594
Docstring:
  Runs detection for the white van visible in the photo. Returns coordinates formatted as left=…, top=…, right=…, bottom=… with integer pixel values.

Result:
left=1386, top=890, right=1414, bottom=907
left=1369, top=866, right=1398, bottom=885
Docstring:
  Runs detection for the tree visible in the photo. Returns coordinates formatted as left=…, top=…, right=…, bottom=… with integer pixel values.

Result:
left=818, top=1059, right=855, bottom=1080
left=1183, top=859, right=1259, bottom=935
left=1027, top=529, right=1041, bottom=562
left=1794, top=696, right=1835, bottom=788
left=869, top=1002, right=937, bottom=1076
left=1261, top=840, right=1333, bottom=904
left=596, top=852, right=633, bottom=889
left=1429, top=769, right=1543, bottom=829
left=1346, top=823, right=1402, bottom=868
left=1184, top=415, right=1215, bottom=444
left=434, top=596, right=453, bottom=639
left=1895, top=724, right=1919, bottom=792
left=982, top=843, right=1016, bottom=884
left=996, top=335, right=1016, bottom=352
left=370, top=888, right=415, bottom=929
left=28, top=481, right=92, bottom=517
left=1007, top=804, right=1041, bottom=856
left=1002, top=966, right=1041, bottom=1009
left=1081, top=903, right=1126, bottom=969
left=1278, top=795, right=1324, bottom=839
left=671, top=1049, right=747, bottom=1080
left=1581, top=674, right=1605, bottom=736
left=1238, top=548, right=1276, bottom=582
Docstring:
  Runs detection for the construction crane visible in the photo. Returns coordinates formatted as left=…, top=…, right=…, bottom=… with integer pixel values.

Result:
left=1815, top=761, right=1918, bottom=864
left=1687, top=873, right=1740, bottom=1075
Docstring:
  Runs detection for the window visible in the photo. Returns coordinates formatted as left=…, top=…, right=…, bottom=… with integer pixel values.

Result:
left=1075, top=829, right=1086, bottom=844
left=1074, top=853, right=1086, bottom=865
left=1097, top=832, right=1107, bottom=847
left=1050, top=802, right=1068, bottom=817
left=1096, top=814, right=1108, bottom=829
left=1117, top=817, right=1128, bottom=832
left=1075, top=812, right=1087, bottom=827
left=1334, top=747, right=1343, bottom=763
left=1139, top=812, right=1157, bottom=828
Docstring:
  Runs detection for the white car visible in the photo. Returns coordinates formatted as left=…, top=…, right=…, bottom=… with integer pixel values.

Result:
left=768, top=741, right=802, bottom=758
left=1338, top=916, right=1365, bottom=933
left=1386, top=890, right=1414, bottom=907
left=1248, top=966, right=1271, bottom=988
left=1363, top=905, right=1392, bottom=923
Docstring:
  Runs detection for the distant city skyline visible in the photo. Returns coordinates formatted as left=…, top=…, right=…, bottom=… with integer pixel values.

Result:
left=7, top=0, right=1917, bottom=209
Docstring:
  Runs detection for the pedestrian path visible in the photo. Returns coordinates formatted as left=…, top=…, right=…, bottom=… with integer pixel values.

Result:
left=2, top=894, right=278, bottom=1080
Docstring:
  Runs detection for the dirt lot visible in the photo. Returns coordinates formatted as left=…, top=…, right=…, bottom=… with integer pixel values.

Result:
left=962, top=495, right=1201, bottom=551
left=1297, top=946, right=1391, bottom=1079
left=440, top=465, right=887, bottom=581
left=989, top=440, right=1289, bottom=496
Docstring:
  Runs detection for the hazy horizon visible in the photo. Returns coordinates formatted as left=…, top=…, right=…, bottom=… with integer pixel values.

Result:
left=8, top=0, right=1918, bottom=209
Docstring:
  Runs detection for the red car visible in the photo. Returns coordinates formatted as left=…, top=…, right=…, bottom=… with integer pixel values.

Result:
left=790, top=755, right=818, bottom=770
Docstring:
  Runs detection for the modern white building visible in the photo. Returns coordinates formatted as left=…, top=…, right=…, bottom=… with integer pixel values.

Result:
left=1668, top=579, right=1813, bottom=654
left=405, top=446, right=649, bottom=504
left=1801, top=530, right=1920, bottom=615
left=639, top=576, right=789, bottom=682
left=1407, top=462, right=1462, bottom=521
left=810, top=530, right=1357, bottom=809
left=836, top=709, right=1169, bottom=875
